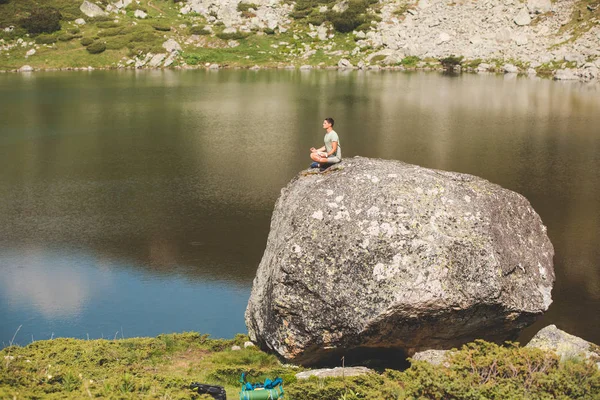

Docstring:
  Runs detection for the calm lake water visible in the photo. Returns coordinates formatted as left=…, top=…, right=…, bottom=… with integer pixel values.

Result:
left=0, top=70, right=599, bottom=348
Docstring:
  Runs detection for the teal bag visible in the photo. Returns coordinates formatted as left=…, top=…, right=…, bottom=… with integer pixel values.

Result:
left=239, top=373, right=284, bottom=400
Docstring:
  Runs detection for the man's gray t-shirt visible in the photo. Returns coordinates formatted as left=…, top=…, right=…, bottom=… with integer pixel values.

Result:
left=324, top=130, right=341, bottom=159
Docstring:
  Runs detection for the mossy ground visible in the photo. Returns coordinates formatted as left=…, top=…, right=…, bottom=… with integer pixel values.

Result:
left=2, top=334, right=600, bottom=399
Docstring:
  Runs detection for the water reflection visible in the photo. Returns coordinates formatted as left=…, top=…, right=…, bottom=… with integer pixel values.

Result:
left=0, top=70, right=599, bottom=346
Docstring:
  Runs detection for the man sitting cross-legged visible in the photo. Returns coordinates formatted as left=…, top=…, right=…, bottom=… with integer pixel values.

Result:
left=310, top=117, right=342, bottom=170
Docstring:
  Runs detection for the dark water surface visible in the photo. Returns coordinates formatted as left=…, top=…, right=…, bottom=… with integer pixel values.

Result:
left=1, top=70, right=599, bottom=347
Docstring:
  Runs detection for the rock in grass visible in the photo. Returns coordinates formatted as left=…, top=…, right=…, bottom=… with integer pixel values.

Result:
left=134, top=10, right=148, bottom=19
left=162, top=39, right=182, bottom=53
left=526, top=325, right=600, bottom=368
left=246, top=157, right=554, bottom=365
left=19, top=65, right=34, bottom=72
left=80, top=1, right=108, bottom=18
left=296, top=366, right=373, bottom=379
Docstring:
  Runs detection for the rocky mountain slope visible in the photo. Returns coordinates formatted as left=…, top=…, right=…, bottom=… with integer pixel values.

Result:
left=0, top=0, right=598, bottom=82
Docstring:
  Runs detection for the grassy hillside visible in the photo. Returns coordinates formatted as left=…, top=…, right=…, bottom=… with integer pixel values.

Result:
left=1, top=333, right=599, bottom=399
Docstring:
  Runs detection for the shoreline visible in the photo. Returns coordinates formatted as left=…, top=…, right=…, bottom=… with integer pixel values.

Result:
left=2, top=63, right=598, bottom=86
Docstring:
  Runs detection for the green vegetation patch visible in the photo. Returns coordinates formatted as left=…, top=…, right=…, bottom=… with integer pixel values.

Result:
left=2, top=336, right=599, bottom=400
left=87, top=41, right=107, bottom=54
left=237, top=2, right=259, bottom=12
left=20, top=7, right=62, bottom=35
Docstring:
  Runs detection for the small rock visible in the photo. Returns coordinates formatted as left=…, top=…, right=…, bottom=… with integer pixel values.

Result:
left=162, top=39, right=182, bottom=53
left=526, top=325, right=600, bottom=368
left=134, top=10, right=147, bottom=19
left=527, top=68, right=537, bottom=76
left=319, top=6, right=328, bottom=13
left=74, top=18, right=86, bottom=25
left=513, top=33, right=528, bottom=46
left=299, top=65, right=312, bottom=70
left=296, top=367, right=372, bottom=379
left=244, top=341, right=255, bottom=348
left=25, top=49, right=36, bottom=57
left=148, top=53, right=166, bottom=67
left=514, top=8, right=531, bottom=26
left=338, top=58, right=352, bottom=69
left=355, top=31, right=366, bottom=40
left=249, top=65, right=260, bottom=70
left=554, top=68, right=579, bottom=80
left=527, top=0, right=552, bottom=14
left=477, top=63, right=491, bottom=72
left=503, top=63, right=519, bottom=73
left=208, top=63, right=220, bottom=70
left=412, top=349, right=450, bottom=366
left=231, top=345, right=241, bottom=351
left=437, top=32, right=451, bottom=45
left=19, top=65, right=33, bottom=72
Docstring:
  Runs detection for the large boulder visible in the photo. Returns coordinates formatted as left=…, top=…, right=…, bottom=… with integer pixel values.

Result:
left=245, top=157, right=555, bottom=365
left=80, top=1, right=108, bottom=18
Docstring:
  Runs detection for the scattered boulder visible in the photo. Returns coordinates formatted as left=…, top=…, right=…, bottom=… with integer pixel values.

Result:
left=554, top=68, right=578, bottom=80
left=231, top=345, right=242, bottom=351
left=503, top=63, right=519, bottom=73
left=477, top=63, right=491, bottom=72
left=514, top=8, right=532, bottom=26
left=244, top=341, right=256, bottom=348
left=162, top=39, right=182, bottom=53
left=74, top=18, right=86, bottom=25
left=412, top=349, right=451, bottom=366
left=296, top=367, right=372, bottom=379
left=80, top=1, right=108, bottom=18
left=208, top=63, right=220, bottom=69
left=526, top=325, right=600, bottom=368
left=338, top=58, right=353, bottom=69
left=25, top=49, right=36, bottom=57
left=134, top=10, right=147, bottom=19
left=437, top=32, right=451, bottom=44
left=19, top=65, right=34, bottom=72
left=246, top=157, right=555, bottom=365
left=527, top=0, right=552, bottom=14
left=114, top=0, right=132, bottom=9
left=148, top=53, right=167, bottom=67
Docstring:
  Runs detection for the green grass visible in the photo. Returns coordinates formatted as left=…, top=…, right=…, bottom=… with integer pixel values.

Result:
left=2, top=335, right=599, bottom=399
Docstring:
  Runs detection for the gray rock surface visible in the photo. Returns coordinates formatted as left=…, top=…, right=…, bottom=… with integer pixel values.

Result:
left=296, top=366, right=372, bottom=379
left=162, top=39, right=182, bottom=53
left=412, top=349, right=451, bottom=366
left=526, top=325, right=600, bottom=368
left=80, top=0, right=108, bottom=18
left=246, top=157, right=555, bottom=365
left=19, top=65, right=33, bottom=72
left=134, top=10, right=147, bottom=19
left=514, top=8, right=531, bottom=26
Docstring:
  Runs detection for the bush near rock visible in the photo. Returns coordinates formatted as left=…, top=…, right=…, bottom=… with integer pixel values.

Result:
left=246, top=157, right=555, bottom=365
left=80, top=37, right=94, bottom=46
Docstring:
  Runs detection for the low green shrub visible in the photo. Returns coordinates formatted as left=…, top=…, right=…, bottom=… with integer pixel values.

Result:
left=98, top=26, right=133, bottom=37
left=20, top=7, right=62, bottom=34
left=67, top=27, right=80, bottom=34
left=86, top=41, right=106, bottom=54
left=152, top=23, right=171, bottom=31
left=189, top=25, right=210, bottom=35
left=237, top=2, right=259, bottom=12
left=216, top=31, right=249, bottom=40
left=88, top=15, right=114, bottom=23
left=440, top=55, right=463, bottom=69
left=401, top=55, right=420, bottom=66
left=96, top=21, right=120, bottom=29
left=35, top=33, right=58, bottom=44
left=58, top=33, right=77, bottom=41
left=80, top=37, right=94, bottom=46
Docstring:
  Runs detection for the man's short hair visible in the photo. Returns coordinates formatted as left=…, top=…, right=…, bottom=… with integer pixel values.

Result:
left=325, top=117, right=334, bottom=127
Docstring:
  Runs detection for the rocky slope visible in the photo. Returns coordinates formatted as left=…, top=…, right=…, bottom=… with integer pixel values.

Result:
left=0, top=0, right=598, bottom=82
